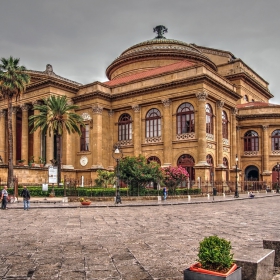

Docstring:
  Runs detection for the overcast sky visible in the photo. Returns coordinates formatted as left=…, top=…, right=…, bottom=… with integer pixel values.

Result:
left=1, top=0, right=279, bottom=103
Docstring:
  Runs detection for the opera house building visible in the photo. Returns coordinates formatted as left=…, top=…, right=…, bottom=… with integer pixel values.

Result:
left=0, top=26, right=280, bottom=189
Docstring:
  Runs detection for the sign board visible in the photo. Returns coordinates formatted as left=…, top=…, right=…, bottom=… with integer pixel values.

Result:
left=42, top=184, right=48, bottom=191
left=48, top=166, right=58, bottom=184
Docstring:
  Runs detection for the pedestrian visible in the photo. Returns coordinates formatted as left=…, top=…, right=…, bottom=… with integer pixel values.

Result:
left=21, top=185, right=31, bottom=210
left=163, top=187, right=167, bottom=200
left=1, top=185, right=8, bottom=210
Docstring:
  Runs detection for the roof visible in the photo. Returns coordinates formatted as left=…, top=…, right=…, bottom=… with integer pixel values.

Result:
left=104, top=60, right=195, bottom=87
left=237, top=101, right=278, bottom=109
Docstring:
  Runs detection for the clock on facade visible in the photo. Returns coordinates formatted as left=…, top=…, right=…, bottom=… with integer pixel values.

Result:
left=80, top=156, right=88, bottom=166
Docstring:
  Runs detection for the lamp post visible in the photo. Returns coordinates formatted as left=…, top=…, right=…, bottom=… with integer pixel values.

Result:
left=277, top=162, right=280, bottom=193
left=112, top=144, right=123, bottom=204
left=234, top=154, right=239, bottom=198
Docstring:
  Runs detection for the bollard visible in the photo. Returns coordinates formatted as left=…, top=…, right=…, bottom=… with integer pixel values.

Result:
left=223, top=193, right=225, bottom=198
left=207, top=194, right=210, bottom=199
left=188, top=195, right=191, bottom=201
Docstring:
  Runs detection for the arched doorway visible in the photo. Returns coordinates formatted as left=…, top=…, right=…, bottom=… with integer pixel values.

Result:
left=245, top=165, right=259, bottom=181
left=177, top=154, right=195, bottom=182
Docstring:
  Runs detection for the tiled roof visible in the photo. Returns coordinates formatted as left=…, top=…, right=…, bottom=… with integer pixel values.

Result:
left=236, top=101, right=277, bottom=109
left=104, top=60, right=195, bottom=87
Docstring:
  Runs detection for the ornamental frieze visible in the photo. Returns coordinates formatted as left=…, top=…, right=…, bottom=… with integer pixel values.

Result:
left=132, top=105, right=140, bottom=112
left=196, top=92, right=208, bottom=101
left=272, top=150, right=280, bottom=155
left=244, top=151, right=258, bottom=156
left=92, top=105, right=103, bottom=115
left=81, top=113, right=92, bottom=121
left=161, top=99, right=171, bottom=107
left=145, top=136, right=162, bottom=143
left=117, top=140, right=133, bottom=146
left=206, top=133, right=214, bottom=141
left=222, top=138, right=229, bottom=145
left=176, top=133, right=195, bottom=140
left=207, top=143, right=215, bottom=150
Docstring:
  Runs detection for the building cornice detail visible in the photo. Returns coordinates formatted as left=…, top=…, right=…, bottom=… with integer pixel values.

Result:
left=92, top=105, right=103, bottom=115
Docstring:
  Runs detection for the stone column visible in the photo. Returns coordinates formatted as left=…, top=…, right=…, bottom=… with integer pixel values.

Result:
left=132, top=105, right=141, bottom=157
left=20, top=104, right=30, bottom=164
left=231, top=108, right=238, bottom=169
left=162, top=99, right=172, bottom=166
left=108, top=109, right=114, bottom=169
left=262, top=125, right=270, bottom=174
left=33, top=101, right=41, bottom=162
left=12, top=107, right=17, bottom=164
left=216, top=101, right=224, bottom=167
left=46, top=131, right=54, bottom=166
left=91, top=105, right=103, bottom=169
left=196, top=92, right=208, bottom=166
left=0, top=110, right=6, bottom=163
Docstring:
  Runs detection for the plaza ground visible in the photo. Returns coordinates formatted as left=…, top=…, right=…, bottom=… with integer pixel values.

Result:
left=1, top=194, right=280, bottom=279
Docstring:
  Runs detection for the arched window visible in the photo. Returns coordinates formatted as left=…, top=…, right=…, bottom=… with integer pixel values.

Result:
left=222, top=111, right=228, bottom=139
left=244, top=130, right=259, bottom=151
left=176, top=103, right=195, bottom=134
left=177, top=154, right=195, bottom=182
left=244, top=95, right=249, bottom=102
left=206, top=103, right=213, bottom=134
left=223, top=157, right=229, bottom=168
left=147, top=156, right=161, bottom=165
left=272, top=130, right=280, bottom=151
left=145, top=108, right=161, bottom=138
left=118, top=113, right=132, bottom=141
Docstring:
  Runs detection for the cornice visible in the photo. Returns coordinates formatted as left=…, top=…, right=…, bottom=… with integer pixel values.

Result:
left=225, top=72, right=273, bottom=99
left=72, top=90, right=111, bottom=102
left=26, top=78, right=80, bottom=94
left=237, top=114, right=280, bottom=120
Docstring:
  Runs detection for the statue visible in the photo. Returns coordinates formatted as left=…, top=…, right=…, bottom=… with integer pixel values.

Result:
left=153, top=25, right=168, bottom=39
left=45, top=64, right=53, bottom=75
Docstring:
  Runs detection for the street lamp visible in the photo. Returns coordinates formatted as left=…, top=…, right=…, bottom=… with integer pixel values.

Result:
left=277, top=162, right=280, bottom=193
left=112, top=144, right=123, bottom=204
left=234, top=154, right=239, bottom=198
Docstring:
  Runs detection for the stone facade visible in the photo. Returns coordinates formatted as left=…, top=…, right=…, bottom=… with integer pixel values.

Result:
left=0, top=28, right=279, bottom=186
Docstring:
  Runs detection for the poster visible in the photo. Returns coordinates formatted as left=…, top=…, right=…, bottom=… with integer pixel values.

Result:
left=48, top=166, right=58, bottom=184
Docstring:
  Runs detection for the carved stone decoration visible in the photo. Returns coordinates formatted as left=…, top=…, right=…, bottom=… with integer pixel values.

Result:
left=176, top=133, right=195, bottom=140
left=206, top=133, right=214, bottom=140
left=81, top=113, right=92, bottom=121
left=222, top=138, right=229, bottom=145
left=20, top=104, right=30, bottom=112
left=0, top=110, right=6, bottom=117
left=223, top=147, right=229, bottom=152
left=231, top=108, right=238, bottom=115
left=262, top=125, right=269, bottom=131
left=196, top=92, right=208, bottom=101
left=92, top=105, right=103, bottom=115
left=207, top=143, right=215, bottom=150
left=161, top=99, right=171, bottom=107
left=45, top=64, right=54, bottom=75
left=217, top=100, right=224, bottom=108
left=244, top=151, right=258, bottom=156
left=272, top=150, right=280, bottom=155
left=132, top=105, right=140, bottom=112
left=153, top=25, right=168, bottom=39
left=145, top=136, right=162, bottom=143
left=117, top=139, right=133, bottom=146
left=108, top=109, right=114, bottom=117
left=12, top=107, right=18, bottom=114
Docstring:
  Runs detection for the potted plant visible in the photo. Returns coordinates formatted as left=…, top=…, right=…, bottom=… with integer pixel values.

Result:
left=184, top=235, right=242, bottom=279
left=17, top=159, right=25, bottom=166
left=80, top=197, right=91, bottom=205
left=29, top=156, right=35, bottom=167
left=39, top=156, right=45, bottom=167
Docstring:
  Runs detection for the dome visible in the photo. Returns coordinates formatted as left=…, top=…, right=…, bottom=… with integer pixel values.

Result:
left=106, top=26, right=217, bottom=80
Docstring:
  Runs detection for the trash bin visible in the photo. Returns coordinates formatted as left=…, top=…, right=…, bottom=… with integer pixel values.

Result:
left=213, top=187, right=217, bottom=196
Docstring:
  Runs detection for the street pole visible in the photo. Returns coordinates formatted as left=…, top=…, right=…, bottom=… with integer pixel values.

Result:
left=113, top=144, right=123, bottom=204
left=234, top=154, right=239, bottom=198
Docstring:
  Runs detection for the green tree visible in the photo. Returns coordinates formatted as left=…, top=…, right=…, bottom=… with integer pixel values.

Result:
left=95, top=170, right=115, bottom=188
left=0, top=56, right=30, bottom=188
left=29, top=95, right=84, bottom=195
left=119, top=155, right=163, bottom=195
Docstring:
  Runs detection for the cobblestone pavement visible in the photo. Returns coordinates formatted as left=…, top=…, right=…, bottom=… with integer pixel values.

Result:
left=1, top=194, right=280, bottom=279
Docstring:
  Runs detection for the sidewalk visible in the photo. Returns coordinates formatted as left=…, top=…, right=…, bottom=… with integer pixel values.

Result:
left=6, top=192, right=279, bottom=209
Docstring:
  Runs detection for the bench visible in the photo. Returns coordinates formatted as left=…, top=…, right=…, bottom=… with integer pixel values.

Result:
left=263, top=239, right=280, bottom=267
left=234, top=247, right=275, bottom=280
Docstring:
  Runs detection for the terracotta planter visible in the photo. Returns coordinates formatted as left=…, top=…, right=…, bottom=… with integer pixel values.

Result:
left=81, top=201, right=91, bottom=206
left=184, top=263, right=241, bottom=280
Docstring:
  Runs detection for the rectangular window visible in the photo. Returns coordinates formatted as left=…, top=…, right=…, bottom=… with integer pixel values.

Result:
left=80, top=124, right=89, bottom=151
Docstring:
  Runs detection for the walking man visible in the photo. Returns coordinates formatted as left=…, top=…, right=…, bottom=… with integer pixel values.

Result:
left=1, top=186, right=8, bottom=210
left=21, top=186, right=30, bottom=210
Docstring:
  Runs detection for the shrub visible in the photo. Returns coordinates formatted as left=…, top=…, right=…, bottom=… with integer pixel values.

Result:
left=197, top=235, right=234, bottom=273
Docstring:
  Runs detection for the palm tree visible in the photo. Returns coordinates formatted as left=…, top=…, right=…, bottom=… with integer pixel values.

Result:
left=29, top=95, right=84, bottom=196
left=0, top=56, right=30, bottom=188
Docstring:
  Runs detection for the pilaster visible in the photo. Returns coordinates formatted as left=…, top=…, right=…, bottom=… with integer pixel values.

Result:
left=20, top=104, right=30, bottom=164
left=132, top=104, right=141, bottom=157
left=12, top=107, right=17, bottom=164
left=162, top=99, right=172, bottom=167
left=91, top=105, right=103, bottom=169
left=108, top=109, right=114, bottom=169
left=231, top=108, right=238, bottom=169
left=0, top=110, right=6, bottom=163
left=262, top=125, right=270, bottom=176
left=33, top=101, right=41, bottom=162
